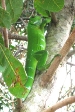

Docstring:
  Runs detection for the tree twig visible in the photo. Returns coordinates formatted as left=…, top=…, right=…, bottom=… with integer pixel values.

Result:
left=40, top=28, right=75, bottom=87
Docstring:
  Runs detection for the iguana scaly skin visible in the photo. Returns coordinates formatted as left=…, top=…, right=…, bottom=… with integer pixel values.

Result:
left=24, top=16, right=49, bottom=99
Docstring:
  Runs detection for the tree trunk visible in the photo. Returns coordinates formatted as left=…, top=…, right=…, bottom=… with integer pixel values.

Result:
left=15, top=0, right=75, bottom=112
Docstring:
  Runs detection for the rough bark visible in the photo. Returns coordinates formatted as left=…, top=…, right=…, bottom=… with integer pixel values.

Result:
left=15, top=0, right=75, bottom=112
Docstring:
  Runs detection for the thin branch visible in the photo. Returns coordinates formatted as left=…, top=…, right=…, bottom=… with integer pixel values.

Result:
left=1, top=0, right=6, bottom=10
left=1, top=0, right=9, bottom=48
left=43, top=96, right=75, bottom=112
left=14, top=46, right=26, bottom=57
left=19, top=17, right=26, bottom=26
left=0, top=28, right=28, bottom=41
left=0, top=94, right=15, bottom=103
left=40, top=28, right=75, bottom=87
left=8, top=32, right=28, bottom=41
left=66, top=62, right=75, bottom=66
left=67, top=49, right=75, bottom=59
left=3, top=28, right=9, bottom=47
left=51, top=12, right=58, bottom=25
left=16, top=98, right=23, bottom=112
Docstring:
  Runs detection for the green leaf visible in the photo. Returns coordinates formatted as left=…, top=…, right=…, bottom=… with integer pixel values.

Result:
left=34, top=2, right=49, bottom=17
left=0, top=44, right=27, bottom=98
left=0, top=34, right=4, bottom=45
left=0, top=7, right=11, bottom=28
left=34, top=0, right=64, bottom=12
left=6, top=0, right=23, bottom=23
left=0, top=65, right=5, bottom=72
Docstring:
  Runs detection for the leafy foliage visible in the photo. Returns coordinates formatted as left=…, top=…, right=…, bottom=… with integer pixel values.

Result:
left=34, top=0, right=64, bottom=16
left=0, top=0, right=23, bottom=28
left=0, top=7, right=11, bottom=28
left=6, top=0, right=23, bottom=23
left=0, top=43, right=27, bottom=98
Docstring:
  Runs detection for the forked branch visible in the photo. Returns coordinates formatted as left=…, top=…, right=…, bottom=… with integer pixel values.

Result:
left=40, top=28, right=75, bottom=86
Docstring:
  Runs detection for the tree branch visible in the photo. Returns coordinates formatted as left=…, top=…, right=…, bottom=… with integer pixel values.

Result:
left=43, top=96, right=75, bottom=112
left=51, top=12, right=58, bottom=25
left=3, top=28, right=9, bottom=47
left=40, top=28, right=75, bottom=86
left=1, top=0, right=9, bottom=48
left=0, top=28, right=28, bottom=41
left=16, top=98, right=23, bottom=112
left=1, top=0, right=6, bottom=9
left=8, top=32, right=28, bottom=41
left=66, top=62, right=75, bottom=66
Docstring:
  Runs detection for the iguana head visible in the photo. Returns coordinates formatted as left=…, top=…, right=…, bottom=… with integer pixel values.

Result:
left=29, top=16, right=42, bottom=26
